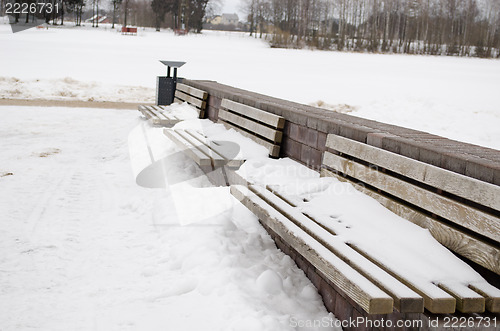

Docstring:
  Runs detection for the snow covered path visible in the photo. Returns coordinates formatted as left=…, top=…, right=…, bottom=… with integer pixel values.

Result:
left=0, top=106, right=337, bottom=330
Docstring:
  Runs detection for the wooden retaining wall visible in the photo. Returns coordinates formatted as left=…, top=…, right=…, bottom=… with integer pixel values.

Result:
left=182, top=79, right=500, bottom=330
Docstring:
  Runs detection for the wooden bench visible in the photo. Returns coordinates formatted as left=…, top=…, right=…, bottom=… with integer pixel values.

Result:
left=217, top=99, right=284, bottom=158
left=231, top=183, right=421, bottom=315
left=138, top=83, right=208, bottom=126
left=318, top=133, right=500, bottom=314
left=174, top=29, right=188, bottom=35
left=121, top=27, right=137, bottom=35
left=231, top=178, right=500, bottom=316
left=163, top=99, right=285, bottom=185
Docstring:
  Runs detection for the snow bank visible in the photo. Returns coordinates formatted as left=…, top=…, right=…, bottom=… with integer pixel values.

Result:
left=0, top=76, right=154, bottom=103
left=0, top=105, right=338, bottom=330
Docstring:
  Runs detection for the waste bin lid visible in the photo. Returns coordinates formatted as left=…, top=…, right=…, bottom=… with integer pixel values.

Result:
left=159, top=61, right=186, bottom=68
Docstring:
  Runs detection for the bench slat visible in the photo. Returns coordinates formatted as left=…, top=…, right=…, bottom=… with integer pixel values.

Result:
left=218, top=109, right=283, bottom=143
left=176, top=83, right=208, bottom=100
left=221, top=99, right=285, bottom=129
left=174, top=130, right=227, bottom=167
left=326, top=134, right=500, bottom=211
left=320, top=167, right=500, bottom=278
left=163, top=129, right=212, bottom=167
left=219, top=121, right=280, bottom=157
left=139, top=105, right=178, bottom=125
left=150, top=106, right=179, bottom=120
left=175, top=89, right=206, bottom=110
left=438, top=282, right=485, bottom=313
left=231, top=184, right=395, bottom=314
left=323, top=151, right=500, bottom=243
left=184, top=129, right=245, bottom=167
left=469, top=282, right=500, bottom=313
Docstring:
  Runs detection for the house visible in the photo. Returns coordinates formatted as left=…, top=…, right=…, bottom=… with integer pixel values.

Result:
left=221, top=13, right=238, bottom=25
left=207, top=15, right=222, bottom=25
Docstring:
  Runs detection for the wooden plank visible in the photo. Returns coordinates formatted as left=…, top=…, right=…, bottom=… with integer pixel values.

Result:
left=326, top=134, right=500, bottom=211
left=149, top=106, right=172, bottom=120
left=175, top=89, right=206, bottom=110
left=176, top=83, right=208, bottom=100
left=438, top=282, right=485, bottom=313
left=221, top=99, right=285, bottom=129
left=348, top=243, right=456, bottom=314
left=185, top=130, right=245, bottom=167
left=218, top=109, right=283, bottom=143
left=320, top=168, right=500, bottom=277
left=469, top=282, right=500, bottom=313
left=219, top=121, right=280, bottom=157
left=252, top=184, right=424, bottom=313
left=322, top=152, right=500, bottom=243
left=174, top=130, right=226, bottom=167
left=230, top=185, right=394, bottom=314
left=163, top=129, right=212, bottom=167
left=138, top=105, right=154, bottom=120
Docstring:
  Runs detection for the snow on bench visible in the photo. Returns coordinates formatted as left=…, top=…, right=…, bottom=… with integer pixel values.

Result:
left=138, top=83, right=208, bottom=126
left=230, top=158, right=500, bottom=316
left=321, top=133, right=500, bottom=314
left=163, top=99, right=284, bottom=185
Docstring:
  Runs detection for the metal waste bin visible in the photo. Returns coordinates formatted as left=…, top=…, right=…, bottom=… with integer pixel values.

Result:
left=156, top=61, right=186, bottom=106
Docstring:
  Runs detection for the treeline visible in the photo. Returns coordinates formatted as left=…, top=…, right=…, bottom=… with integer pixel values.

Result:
left=244, top=0, right=500, bottom=58
left=151, top=0, right=209, bottom=32
left=1, top=0, right=211, bottom=33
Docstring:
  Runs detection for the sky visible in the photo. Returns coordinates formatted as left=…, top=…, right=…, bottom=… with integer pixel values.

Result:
left=219, top=0, right=245, bottom=18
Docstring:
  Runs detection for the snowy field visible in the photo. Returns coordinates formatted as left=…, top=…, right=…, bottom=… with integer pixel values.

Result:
left=0, top=23, right=499, bottom=150
left=1, top=21, right=499, bottom=330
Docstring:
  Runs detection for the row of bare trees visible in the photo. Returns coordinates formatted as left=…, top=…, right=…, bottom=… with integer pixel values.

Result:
left=244, top=0, right=500, bottom=57
left=151, top=0, right=210, bottom=32
left=2, top=0, right=211, bottom=32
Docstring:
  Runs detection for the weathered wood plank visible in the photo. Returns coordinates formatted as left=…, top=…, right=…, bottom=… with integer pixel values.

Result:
left=439, top=282, right=485, bottom=313
left=253, top=184, right=424, bottom=313
left=175, top=89, right=206, bottom=110
left=163, top=129, right=212, bottom=167
left=138, top=105, right=154, bottom=120
left=174, top=130, right=226, bottom=167
left=218, top=109, right=283, bottom=143
left=469, top=282, right=500, bottom=313
left=221, top=99, right=285, bottom=129
left=219, top=121, right=280, bottom=157
left=347, top=243, right=456, bottom=314
left=176, top=83, right=208, bottom=100
left=322, top=152, right=500, bottom=243
left=139, top=105, right=179, bottom=126
left=230, top=184, right=394, bottom=314
left=326, top=134, right=500, bottom=211
left=320, top=168, right=500, bottom=277
left=185, top=129, right=245, bottom=167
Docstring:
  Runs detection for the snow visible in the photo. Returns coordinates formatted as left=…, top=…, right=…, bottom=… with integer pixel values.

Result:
left=1, top=22, right=499, bottom=329
left=0, top=24, right=499, bottom=149
left=0, top=105, right=339, bottom=330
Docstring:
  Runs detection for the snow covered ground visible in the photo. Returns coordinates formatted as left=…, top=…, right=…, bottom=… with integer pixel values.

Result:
left=1, top=21, right=499, bottom=330
left=0, top=23, right=499, bottom=150
left=0, top=106, right=339, bottom=330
